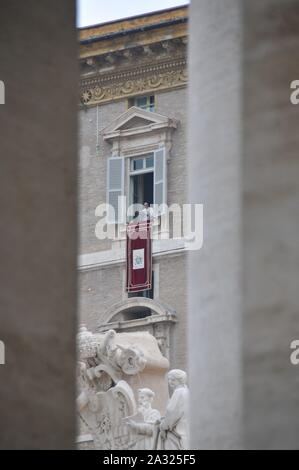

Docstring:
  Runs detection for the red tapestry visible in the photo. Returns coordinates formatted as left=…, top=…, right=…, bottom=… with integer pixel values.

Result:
left=126, top=220, right=152, bottom=293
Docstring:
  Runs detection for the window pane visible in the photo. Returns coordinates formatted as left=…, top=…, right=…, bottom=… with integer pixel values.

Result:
left=146, top=155, right=154, bottom=168
left=134, top=96, right=155, bottom=111
left=149, top=96, right=155, bottom=111
left=133, top=158, right=143, bottom=171
left=136, top=97, right=147, bottom=107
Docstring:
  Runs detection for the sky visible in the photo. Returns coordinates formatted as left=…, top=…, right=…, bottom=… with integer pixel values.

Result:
left=77, top=0, right=189, bottom=27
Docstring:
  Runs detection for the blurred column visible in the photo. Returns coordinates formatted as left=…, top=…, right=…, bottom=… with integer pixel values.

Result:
left=0, top=0, right=78, bottom=449
left=188, top=0, right=243, bottom=449
left=243, top=0, right=299, bottom=449
left=189, top=0, right=299, bottom=450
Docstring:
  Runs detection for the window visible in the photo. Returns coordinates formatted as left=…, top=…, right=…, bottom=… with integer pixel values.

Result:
left=129, top=95, right=155, bottom=112
left=130, top=154, right=154, bottom=207
left=106, top=150, right=166, bottom=223
left=131, top=155, right=154, bottom=173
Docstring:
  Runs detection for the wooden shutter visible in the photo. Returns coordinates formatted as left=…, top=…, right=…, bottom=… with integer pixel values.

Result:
left=107, top=156, right=124, bottom=223
left=154, top=148, right=166, bottom=210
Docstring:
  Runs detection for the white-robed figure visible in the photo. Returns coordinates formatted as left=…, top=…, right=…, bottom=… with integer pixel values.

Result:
left=159, top=369, right=189, bottom=450
left=139, top=202, right=154, bottom=222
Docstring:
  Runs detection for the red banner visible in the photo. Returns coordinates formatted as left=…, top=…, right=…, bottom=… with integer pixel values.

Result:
left=126, top=220, right=152, bottom=293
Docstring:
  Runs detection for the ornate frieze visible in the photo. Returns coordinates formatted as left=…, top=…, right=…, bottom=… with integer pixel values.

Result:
left=80, top=57, right=187, bottom=106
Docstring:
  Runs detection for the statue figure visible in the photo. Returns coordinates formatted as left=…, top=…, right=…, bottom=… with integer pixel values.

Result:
left=99, top=329, right=117, bottom=357
left=125, top=388, right=161, bottom=450
left=159, top=369, right=189, bottom=450
left=138, top=388, right=161, bottom=424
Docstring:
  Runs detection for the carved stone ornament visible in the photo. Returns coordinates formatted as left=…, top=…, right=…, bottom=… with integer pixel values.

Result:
left=80, top=58, right=187, bottom=106
left=99, top=298, right=177, bottom=361
left=76, top=326, right=190, bottom=450
left=77, top=332, right=190, bottom=450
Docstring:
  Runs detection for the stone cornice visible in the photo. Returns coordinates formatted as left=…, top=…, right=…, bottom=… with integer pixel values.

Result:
left=79, top=6, right=188, bottom=58
left=79, top=8, right=188, bottom=107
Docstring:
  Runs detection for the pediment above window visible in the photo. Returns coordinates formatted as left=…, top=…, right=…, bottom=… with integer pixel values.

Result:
left=103, top=106, right=178, bottom=142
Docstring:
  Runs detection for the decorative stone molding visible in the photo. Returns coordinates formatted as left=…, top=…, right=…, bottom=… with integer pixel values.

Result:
left=76, top=327, right=189, bottom=450
left=102, top=297, right=176, bottom=322
left=98, top=298, right=177, bottom=360
left=102, top=105, right=178, bottom=170
left=80, top=57, right=187, bottom=106
left=103, top=105, right=178, bottom=136
left=103, top=105, right=178, bottom=159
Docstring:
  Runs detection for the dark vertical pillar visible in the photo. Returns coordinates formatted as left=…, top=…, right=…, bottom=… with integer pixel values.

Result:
left=188, top=0, right=243, bottom=449
left=243, top=0, right=299, bottom=449
left=0, top=0, right=78, bottom=449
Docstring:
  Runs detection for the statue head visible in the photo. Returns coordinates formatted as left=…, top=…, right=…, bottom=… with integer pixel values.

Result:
left=167, top=369, right=187, bottom=390
left=137, top=388, right=155, bottom=411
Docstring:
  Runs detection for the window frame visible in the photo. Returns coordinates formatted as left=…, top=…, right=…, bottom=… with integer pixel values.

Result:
left=128, top=95, right=155, bottom=112
left=129, top=153, right=155, bottom=210
left=130, top=154, right=154, bottom=175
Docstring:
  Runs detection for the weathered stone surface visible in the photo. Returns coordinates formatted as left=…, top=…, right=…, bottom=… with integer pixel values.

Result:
left=188, top=0, right=243, bottom=450
left=0, top=0, right=77, bottom=449
left=243, top=0, right=299, bottom=449
left=77, top=327, right=170, bottom=449
left=189, top=0, right=299, bottom=450
left=78, top=85, right=188, bottom=372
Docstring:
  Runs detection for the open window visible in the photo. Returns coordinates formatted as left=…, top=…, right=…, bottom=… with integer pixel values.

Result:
left=104, top=107, right=177, bottom=223
left=129, top=149, right=166, bottom=213
left=130, top=154, right=154, bottom=207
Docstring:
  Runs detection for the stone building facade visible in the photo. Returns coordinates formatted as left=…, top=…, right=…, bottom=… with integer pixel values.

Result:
left=78, top=6, right=189, bottom=381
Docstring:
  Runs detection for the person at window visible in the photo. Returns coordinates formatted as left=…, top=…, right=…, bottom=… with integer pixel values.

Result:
left=132, top=210, right=140, bottom=223
left=140, top=202, right=154, bottom=222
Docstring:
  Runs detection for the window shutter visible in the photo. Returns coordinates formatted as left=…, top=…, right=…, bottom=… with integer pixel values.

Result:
left=107, top=156, right=124, bottom=223
left=154, top=148, right=166, bottom=210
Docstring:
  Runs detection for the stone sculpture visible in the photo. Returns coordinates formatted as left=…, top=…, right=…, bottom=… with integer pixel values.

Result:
left=76, top=325, right=189, bottom=450
left=159, top=369, right=189, bottom=450
left=125, top=388, right=161, bottom=450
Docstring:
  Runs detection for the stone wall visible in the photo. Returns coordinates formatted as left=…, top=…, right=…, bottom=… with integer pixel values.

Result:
left=79, top=86, right=188, bottom=371
left=188, top=0, right=299, bottom=451
left=188, top=0, right=243, bottom=450
left=242, top=0, right=299, bottom=449
left=78, top=86, right=187, bottom=255
left=79, top=252, right=187, bottom=371
left=0, top=0, right=77, bottom=450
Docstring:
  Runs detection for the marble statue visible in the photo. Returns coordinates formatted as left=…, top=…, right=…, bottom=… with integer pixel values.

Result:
left=125, top=388, right=161, bottom=449
left=76, top=325, right=189, bottom=450
left=159, top=369, right=189, bottom=450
